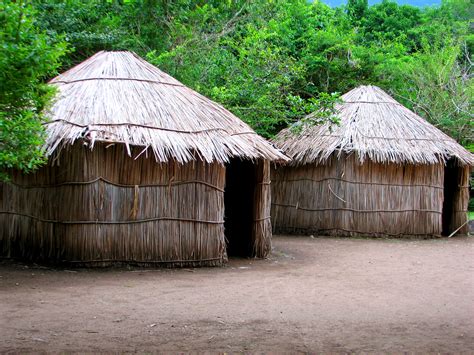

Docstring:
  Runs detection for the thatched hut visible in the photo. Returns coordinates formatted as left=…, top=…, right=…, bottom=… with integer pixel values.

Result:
left=0, top=51, right=287, bottom=266
left=271, top=85, right=473, bottom=237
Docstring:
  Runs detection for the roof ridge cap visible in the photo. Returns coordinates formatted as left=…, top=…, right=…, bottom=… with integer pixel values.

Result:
left=52, top=77, right=184, bottom=87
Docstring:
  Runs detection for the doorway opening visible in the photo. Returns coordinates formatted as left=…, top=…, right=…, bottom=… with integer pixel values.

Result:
left=224, top=158, right=256, bottom=257
left=442, top=158, right=460, bottom=236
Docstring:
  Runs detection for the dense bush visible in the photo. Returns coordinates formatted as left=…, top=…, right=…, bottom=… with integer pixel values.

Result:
left=1, top=0, right=472, bottom=179
left=0, top=0, right=67, bottom=180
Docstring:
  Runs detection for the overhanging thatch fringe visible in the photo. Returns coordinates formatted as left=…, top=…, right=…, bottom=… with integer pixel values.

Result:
left=45, top=51, right=288, bottom=164
left=273, top=85, right=473, bottom=166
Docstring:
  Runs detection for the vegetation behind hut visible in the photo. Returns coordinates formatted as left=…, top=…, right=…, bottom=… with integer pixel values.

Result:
left=0, top=1, right=67, bottom=180
left=0, top=0, right=472, bottom=178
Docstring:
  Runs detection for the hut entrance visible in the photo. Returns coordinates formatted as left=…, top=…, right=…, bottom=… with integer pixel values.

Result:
left=224, top=158, right=256, bottom=257
left=442, top=158, right=460, bottom=235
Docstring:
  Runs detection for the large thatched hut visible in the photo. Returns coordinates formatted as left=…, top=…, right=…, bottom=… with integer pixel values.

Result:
left=0, top=51, right=287, bottom=266
left=272, top=85, right=473, bottom=237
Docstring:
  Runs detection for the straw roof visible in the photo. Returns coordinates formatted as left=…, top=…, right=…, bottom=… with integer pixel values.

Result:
left=273, top=85, right=473, bottom=166
left=44, top=51, right=287, bottom=164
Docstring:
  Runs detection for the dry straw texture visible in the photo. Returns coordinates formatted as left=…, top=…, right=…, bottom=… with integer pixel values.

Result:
left=1, top=51, right=285, bottom=265
left=46, top=51, right=287, bottom=164
left=273, top=85, right=473, bottom=166
left=1, top=144, right=227, bottom=266
left=272, top=154, right=446, bottom=237
left=272, top=85, right=472, bottom=237
left=252, top=160, right=272, bottom=256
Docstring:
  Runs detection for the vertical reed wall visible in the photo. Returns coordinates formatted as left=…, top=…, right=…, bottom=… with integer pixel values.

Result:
left=0, top=143, right=227, bottom=266
left=450, top=165, right=470, bottom=234
left=252, top=160, right=272, bottom=257
left=271, top=154, right=446, bottom=237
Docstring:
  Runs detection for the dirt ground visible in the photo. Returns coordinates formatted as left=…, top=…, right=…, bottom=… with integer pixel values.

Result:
left=1, top=235, right=473, bottom=353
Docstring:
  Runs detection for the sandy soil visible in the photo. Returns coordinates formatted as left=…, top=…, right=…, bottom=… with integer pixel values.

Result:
left=1, top=235, right=473, bottom=353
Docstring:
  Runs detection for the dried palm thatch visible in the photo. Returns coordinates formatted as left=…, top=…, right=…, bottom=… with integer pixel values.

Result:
left=0, top=51, right=286, bottom=266
left=46, top=51, right=287, bottom=164
left=272, top=85, right=473, bottom=237
left=273, top=85, right=473, bottom=166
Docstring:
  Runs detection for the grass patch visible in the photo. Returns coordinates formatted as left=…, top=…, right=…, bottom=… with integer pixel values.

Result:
left=468, top=211, right=474, bottom=221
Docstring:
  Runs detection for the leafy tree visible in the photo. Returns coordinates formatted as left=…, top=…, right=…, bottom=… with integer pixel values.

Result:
left=34, top=0, right=124, bottom=68
left=148, top=0, right=339, bottom=137
left=347, top=0, right=368, bottom=22
left=289, top=92, right=342, bottom=134
left=0, top=0, right=67, bottom=180
left=16, top=0, right=473, bottom=147
left=385, top=44, right=473, bottom=146
left=358, top=0, right=424, bottom=51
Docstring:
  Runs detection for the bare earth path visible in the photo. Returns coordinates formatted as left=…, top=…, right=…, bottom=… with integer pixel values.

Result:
left=1, top=236, right=473, bottom=353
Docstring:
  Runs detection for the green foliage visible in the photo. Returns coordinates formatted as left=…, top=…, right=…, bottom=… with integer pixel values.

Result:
left=1, top=0, right=469, bottom=168
left=347, top=0, right=368, bottom=21
left=34, top=0, right=126, bottom=67
left=289, top=92, right=342, bottom=134
left=147, top=0, right=334, bottom=138
left=359, top=1, right=424, bottom=50
left=383, top=43, right=473, bottom=145
left=0, top=0, right=67, bottom=180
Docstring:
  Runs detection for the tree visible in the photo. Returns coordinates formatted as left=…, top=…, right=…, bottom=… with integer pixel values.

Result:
left=24, top=0, right=472, bottom=147
left=386, top=44, right=473, bottom=147
left=148, top=0, right=340, bottom=138
left=347, top=0, right=368, bottom=22
left=0, top=0, right=67, bottom=180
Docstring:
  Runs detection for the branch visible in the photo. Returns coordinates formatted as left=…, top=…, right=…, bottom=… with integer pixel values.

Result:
left=16, top=0, right=24, bottom=42
left=451, top=98, right=474, bottom=117
left=391, top=91, right=434, bottom=122
left=203, top=1, right=249, bottom=42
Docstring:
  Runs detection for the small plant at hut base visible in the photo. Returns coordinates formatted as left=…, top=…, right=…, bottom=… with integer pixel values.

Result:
left=288, top=92, right=342, bottom=135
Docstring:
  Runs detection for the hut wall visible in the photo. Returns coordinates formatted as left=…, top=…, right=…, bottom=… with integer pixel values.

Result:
left=252, top=160, right=272, bottom=257
left=271, top=154, right=444, bottom=237
left=449, top=165, right=470, bottom=235
left=0, top=143, right=226, bottom=266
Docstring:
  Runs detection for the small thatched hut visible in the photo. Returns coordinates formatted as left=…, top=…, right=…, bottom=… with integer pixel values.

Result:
left=0, top=51, right=287, bottom=266
left=271, top=85, right=473, bottom=237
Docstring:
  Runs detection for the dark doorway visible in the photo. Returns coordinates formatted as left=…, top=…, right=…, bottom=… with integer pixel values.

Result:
left=224, top=158, right=256, bottom=256
left=442, top=158, right=460, bottom=235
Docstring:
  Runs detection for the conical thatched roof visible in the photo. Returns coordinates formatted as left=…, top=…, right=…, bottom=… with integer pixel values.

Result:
left=273, top=85, right=473, bottom=166
left=44, top=51, right=287, bottom=163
